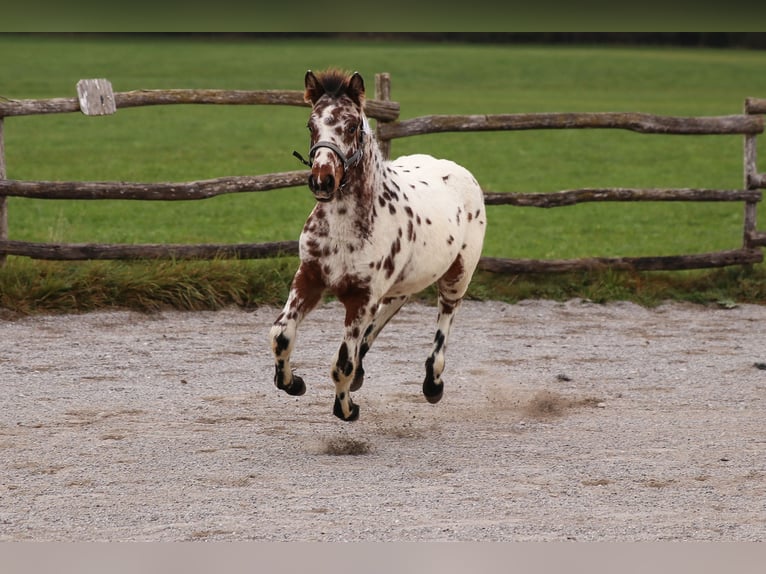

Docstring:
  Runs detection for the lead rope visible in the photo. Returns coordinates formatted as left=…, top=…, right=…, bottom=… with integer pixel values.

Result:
left=292, top=150, right=311, bottom=167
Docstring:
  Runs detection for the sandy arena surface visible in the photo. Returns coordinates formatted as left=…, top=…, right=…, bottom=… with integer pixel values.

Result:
left=1, top=299, right=765, bottom=541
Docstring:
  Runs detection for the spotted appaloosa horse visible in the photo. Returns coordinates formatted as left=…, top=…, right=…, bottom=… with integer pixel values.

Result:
left=270, top=69, right=486, bottom=421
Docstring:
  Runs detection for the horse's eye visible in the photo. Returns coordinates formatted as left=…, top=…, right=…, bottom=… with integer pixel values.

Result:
left=347, top=122, right=358, bottom=135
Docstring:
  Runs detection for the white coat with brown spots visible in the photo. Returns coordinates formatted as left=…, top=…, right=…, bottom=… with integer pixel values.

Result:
left=270, top=69, right=486, bottom=421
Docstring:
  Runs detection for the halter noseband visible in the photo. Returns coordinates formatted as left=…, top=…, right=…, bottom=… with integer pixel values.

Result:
left=293, top=129, right=366, bottom=190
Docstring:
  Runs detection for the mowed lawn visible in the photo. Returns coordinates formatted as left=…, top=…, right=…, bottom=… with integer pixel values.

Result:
left=2, top=34, right=766, bottom=261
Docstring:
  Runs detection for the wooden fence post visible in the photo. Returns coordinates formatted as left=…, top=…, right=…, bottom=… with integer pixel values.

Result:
left=76, top=79, right=117, bottom=116
left=744, top=98, right=762, bottom=250
left=0, top=117, right=7, bottom=267
left=375, top=73, right=392, bottom=160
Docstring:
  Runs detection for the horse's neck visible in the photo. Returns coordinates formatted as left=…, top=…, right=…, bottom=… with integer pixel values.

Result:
left=331, top=135, right=385, bottom=239
left=359, top=133, right=386, bottom=191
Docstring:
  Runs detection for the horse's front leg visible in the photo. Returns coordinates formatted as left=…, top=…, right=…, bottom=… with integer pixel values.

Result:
left=332, top=289, right=377, bottom=421
left=351, top=295, right=410, bottom=392
left=269, top=262, right=325, bottom=397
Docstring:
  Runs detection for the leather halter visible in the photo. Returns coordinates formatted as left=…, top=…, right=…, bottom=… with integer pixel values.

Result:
left=293, top=129, right=365, bottom=189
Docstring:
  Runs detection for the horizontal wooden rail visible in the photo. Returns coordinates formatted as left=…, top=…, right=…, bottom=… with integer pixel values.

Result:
left=0, top=89, right=400, bottom=121
left=0, top=171, right=309, bottom=200
left=0, top=239, right=300, bottom=260
left=749, top=173, right=766, bottom=189
left=746, top=231, right=766, bottom=247
left=8, top=180, right=757, bottom=206
left=746, top=97, right=766, bottom=114
left=478, top=248, right=764, bottom=274
left=4, top=238, right=761, bottom=273
left=377, top=112, right=764, bottom=140
left=483, top=188, right=761, bottom=207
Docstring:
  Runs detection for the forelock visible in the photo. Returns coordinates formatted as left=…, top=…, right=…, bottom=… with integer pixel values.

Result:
left=315, top=69, right=352, bottom=98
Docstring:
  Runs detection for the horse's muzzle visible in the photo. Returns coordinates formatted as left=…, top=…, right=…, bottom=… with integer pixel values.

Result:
left=308, top=171, right=336, bottom=202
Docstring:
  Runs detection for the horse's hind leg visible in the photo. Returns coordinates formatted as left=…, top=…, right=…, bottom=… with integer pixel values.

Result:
left=422, top=255, right=472, bottom=404
left=269, top=262, right=325, bottom=397
left=351, top=295, right=409, bottom=391
left=422, top=293, right=462, bottom=403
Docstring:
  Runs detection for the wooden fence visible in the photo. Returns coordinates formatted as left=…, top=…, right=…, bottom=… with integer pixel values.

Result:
left=1, top=74, right=765, bottom=274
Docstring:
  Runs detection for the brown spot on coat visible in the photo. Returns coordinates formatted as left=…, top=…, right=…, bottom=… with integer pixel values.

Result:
left=440, top=254, right=465, bottom=289
left=407, top=221, right=415, bottom=241
left=383, top=256, right=395, bottom=278
left=306, top=238, right=322, bottom=258
left=335, top=279, right=371, bottom=328
left=291, top=260, right=326, bottom=312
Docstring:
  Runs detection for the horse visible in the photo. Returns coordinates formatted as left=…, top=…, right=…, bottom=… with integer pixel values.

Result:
left=269, top=69, right=486, bottom=421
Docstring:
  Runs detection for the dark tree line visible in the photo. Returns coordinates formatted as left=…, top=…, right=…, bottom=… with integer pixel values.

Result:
left=230, top=32, right=766, bottom=49
left=329, top=32, right=766, bottom=49
left=37, top=32, right=766, bottom=50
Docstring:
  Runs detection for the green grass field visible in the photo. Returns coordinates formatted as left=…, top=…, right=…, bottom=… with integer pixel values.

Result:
left=2, top=34, right=766, bottom=311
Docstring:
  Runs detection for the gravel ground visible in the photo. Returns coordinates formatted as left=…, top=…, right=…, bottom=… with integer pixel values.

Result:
left=1, top=298, right=765, bottom=541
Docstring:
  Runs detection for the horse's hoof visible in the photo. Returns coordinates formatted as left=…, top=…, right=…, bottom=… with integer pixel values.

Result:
left=350, top=366, right=364, bottom=392
left=422, top=379, right=443, bottom=404
left=333, top=397, right=360, bottom=421
left=280, top=374, right=306, bottom=396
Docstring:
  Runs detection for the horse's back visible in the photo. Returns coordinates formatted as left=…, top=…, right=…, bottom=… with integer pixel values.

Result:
left=389, top=153, right=485, bottom=238
left=390, top=154, right=483, bottom=205
left=381, top=154, right=486, bottom=296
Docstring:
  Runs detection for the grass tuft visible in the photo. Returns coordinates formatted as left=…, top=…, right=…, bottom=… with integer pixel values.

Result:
left=0, top=257, right=297, bottom=315
left=465, top=265, right=766, bottom=308
left=2, top=257, right=765, bottom=316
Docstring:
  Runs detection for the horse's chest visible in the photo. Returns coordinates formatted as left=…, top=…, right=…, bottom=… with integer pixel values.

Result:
left=299, top=217, right=371, bottom=285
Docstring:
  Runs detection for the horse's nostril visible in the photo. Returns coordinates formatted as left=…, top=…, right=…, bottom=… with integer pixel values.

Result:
left=309, top=173, right=335, bottom=195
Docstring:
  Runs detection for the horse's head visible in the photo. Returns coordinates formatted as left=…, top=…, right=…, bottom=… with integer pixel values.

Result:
left=301, top=69, right=368, bottom=202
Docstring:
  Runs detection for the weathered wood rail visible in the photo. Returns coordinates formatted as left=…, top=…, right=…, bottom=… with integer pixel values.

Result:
left=479, top=249, right=764, bottom=274
left=1, top=74, right=765, bottom=274
left=482, top=188, right=762, bottom=207
left=0, top=239, right=299, bottom=261
left=0, top=88, right=400, bottom=120
left=376, top=112, right=763, bottom=139
left=0, top=171, right=309, bottom=201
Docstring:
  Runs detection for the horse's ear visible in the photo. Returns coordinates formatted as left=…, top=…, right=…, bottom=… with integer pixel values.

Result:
left=347, top=71, right=366, bottom=106
left=304, top=70, right=324, bottom=105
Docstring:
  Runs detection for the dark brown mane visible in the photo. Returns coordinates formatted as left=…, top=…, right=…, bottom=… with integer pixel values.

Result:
left=304, top=68, right=365, bottom=106
left=314, top=68, right=352, bottom=97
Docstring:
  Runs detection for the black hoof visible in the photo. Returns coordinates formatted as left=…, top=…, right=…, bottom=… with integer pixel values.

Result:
left=350, top=365, right=364, bottom=392
left=333, top=397, right=360, bottom=421
left=278, top=374, right=306, bottom=396
left=423, top=378, right=443, bottom=404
